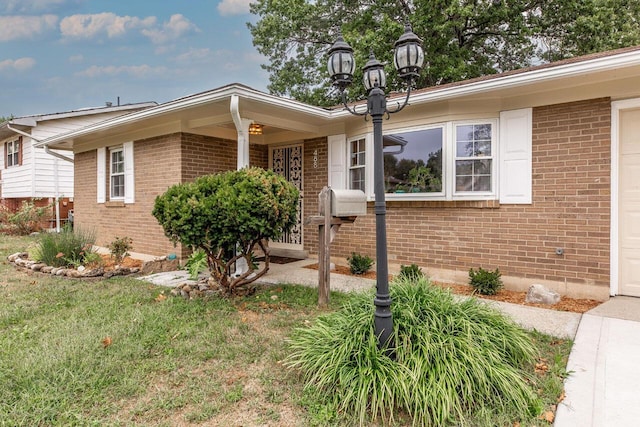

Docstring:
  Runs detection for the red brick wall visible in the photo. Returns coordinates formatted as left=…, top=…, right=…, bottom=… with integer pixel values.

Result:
left=302, top=138, right=328, bottom=252
left=74, top=133, right=270, bottom=258
left=321, top=98, right=611, bottom=298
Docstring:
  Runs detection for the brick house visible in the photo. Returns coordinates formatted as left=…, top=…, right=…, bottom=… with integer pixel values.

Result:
left=37, top=46, right=640, bottom=300
left=0, top=102, right=155, bottom=228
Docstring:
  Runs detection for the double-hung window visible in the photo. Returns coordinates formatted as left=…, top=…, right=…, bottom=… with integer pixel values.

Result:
left=110, top=147, right=125, bottom=200
left=349, top=137, right=366, bottom=191
left=454, top=123, right=493, bottom=194
left=6, top=139, right=20, bottom=167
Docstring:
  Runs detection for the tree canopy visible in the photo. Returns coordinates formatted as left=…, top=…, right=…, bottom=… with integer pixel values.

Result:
left=249, top=0, right=640, bottom=106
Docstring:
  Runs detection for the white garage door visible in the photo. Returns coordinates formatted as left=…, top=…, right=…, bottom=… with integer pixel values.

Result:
left=619, top=107, right=640, bottom=297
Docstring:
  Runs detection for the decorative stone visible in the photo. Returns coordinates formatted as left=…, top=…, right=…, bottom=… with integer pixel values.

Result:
left=83, top=267, right=104, bottom=277
left=14, top=257, right=27, bottom=266
left=56, top=269, right=68, bottom=276
left=141, top=258, right=179, bottom=274
left=41, top=266, right=53, bottom=274
left=30, top=263, right=47, bottom=272
left=180, top=289, right=189, bottom=299
left=51, top=268, right=60, bottom=275
left=67, top=270, right=83, bottom=278
left=7, top=252, right=28, bottom=262
left=77, top=266, right=86, bottom=272
left=525, top=284, right=561, bottom=305
left=182, top=284, right=192, bottom=293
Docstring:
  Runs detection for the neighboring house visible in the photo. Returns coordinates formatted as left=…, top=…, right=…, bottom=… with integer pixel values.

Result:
left=36, top=46, right=640, bottom=301
left=0, top=102, right=156, bottom=227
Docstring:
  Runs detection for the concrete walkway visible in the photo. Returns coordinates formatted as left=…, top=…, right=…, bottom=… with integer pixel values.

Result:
left=140, top=260, right=640, bottom=426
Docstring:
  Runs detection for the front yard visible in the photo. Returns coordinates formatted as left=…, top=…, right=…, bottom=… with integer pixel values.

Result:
left=0, top=235, right=571, bottom=426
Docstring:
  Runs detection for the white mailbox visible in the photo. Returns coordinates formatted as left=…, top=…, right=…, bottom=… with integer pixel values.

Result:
left=330, top=189, right=367, bottom=217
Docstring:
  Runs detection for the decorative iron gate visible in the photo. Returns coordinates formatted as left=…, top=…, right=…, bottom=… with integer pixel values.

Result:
left=271, top=144, right=303, bottom=248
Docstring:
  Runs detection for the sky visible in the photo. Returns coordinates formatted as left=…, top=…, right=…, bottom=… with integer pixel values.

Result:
left=0, top=0, right=269, bottom=118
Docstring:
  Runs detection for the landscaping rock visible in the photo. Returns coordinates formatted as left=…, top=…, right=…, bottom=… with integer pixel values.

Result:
left=30, top=263, right=47, bottom=272
left=56, top=269, right=68, bottom=276
left=41, top=266, right=53, bottom=274
left=83, top=268, right=105, bottom=277
left=14, top=257, right=27, bottom=267
left=7, top=252, right=28, bottom=262
left=67, top=270, right=83, bottom=278
left=141, top=258, right=180, bottom=274
left=525, top=284, right=561, bottom=305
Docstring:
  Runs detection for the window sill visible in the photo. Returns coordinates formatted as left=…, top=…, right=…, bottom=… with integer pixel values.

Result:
left=374, top=199, right=501, bottom=209
left=104, top=200, right=126, bottom=208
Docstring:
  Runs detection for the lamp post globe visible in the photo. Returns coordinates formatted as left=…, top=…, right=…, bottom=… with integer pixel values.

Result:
left=327, top=25, right=423, bottom=352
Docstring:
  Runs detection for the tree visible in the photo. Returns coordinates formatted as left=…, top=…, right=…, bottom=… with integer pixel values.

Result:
left=152, top=167, right=299, bottom=296
left=248, top=0, right=640, bottom=106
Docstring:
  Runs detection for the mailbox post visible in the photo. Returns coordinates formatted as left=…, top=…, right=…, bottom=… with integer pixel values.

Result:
left=306, top=187, right=366, bottom=307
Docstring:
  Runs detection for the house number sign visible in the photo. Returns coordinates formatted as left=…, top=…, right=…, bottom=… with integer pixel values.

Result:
left=313, top=149, right=318, bottom=169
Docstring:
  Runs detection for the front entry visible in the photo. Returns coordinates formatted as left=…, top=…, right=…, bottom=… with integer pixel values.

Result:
left=619, top=107, right=640, bottom=297
left=270, top=144, right=304, bottom=251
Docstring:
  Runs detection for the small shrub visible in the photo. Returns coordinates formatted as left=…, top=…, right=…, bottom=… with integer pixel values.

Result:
left=8, top=200, right=50, bottom=235
left=34, top=227, right=97, bottom=268
left=469, top=267, right=503, bottom=295
left=184, top=249, right=208, bottom=280
left=108, top=236, right=133, bottom=264
left=398, top=263, right=424, bottom=281
left=347, top=252, right=374, bottom=275
left=82, top=251, right=104, bottom=268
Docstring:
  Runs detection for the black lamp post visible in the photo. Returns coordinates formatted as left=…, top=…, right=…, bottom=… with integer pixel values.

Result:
left=327, top=25, right=424, bottom=350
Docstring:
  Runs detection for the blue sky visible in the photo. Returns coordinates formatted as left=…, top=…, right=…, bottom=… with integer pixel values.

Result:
left=0, top=0, right=269, bottom=117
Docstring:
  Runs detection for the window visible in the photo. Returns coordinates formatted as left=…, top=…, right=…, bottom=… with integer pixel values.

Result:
left=352, top=120, right=497, bottom=200
left=384, top=127, right=443, bottom=194
left=110, top=147, right=125, bottom=199
left=5, top=138, right=21, bottom=167
left=349, top=138, right=366, bottom=191
left=455, top=124, right=493, bottom=193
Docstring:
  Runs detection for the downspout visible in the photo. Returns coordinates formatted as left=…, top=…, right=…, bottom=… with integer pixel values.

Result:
left=229, top=95, right=253, bottom=170
left=7, top=123, right=73, bottom=232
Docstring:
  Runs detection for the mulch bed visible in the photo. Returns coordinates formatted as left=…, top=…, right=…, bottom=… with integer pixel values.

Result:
left=304, top=263, right=602, bottom=314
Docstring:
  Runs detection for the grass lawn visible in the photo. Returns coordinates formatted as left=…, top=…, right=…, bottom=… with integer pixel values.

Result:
left=0, top=235, right=571, bottom=426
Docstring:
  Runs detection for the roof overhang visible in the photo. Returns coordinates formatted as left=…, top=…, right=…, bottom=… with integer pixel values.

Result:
left=37, top=46, right=640, bottom=152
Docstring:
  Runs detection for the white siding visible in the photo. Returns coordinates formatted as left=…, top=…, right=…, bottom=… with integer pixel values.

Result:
left=1, top=111, right=128, bottom=199
left=1, top=136, right=33, bottom=198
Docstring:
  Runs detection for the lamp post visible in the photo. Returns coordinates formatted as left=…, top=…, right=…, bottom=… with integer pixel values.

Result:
left=327, top=25, right=424, bottom=351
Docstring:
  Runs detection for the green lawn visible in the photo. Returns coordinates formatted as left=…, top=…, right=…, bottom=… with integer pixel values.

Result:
left=0, top=234, right=571, bottom=426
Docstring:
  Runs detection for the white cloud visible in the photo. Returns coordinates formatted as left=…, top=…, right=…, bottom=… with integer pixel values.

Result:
left=0, top=57, right=37, bottom=71
left=141, top=14, right=199, bottom=44
left=173, top=48, right=214, bottom=63
left=60, top=13, right=156, bottom=39
left=217, top=0, right=252, bottom=16
left=0, top=15, right=58, bottom=42
left=76, top=64, right=168, bottom=78
left=69, top=54, right=83, bottom=63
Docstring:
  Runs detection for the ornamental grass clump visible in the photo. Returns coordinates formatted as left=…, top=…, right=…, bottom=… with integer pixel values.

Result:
left=34, top=227, right=97, bottom=268
left=286, top=276, right=540, bottom=426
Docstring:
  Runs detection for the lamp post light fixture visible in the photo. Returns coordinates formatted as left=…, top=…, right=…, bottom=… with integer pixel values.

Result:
left=327, top=24, right=424, bottom=351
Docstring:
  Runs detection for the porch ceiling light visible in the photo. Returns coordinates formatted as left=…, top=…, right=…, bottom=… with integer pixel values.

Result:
left=248, top=123, right=263, bottom=135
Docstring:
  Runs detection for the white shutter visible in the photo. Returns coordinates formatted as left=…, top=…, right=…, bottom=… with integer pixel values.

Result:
left=123, top=141, right=135, bottom=204
left=96, top=147, right=106, bottom=203
left=499, top=108, right=532, bottom=204
left=328, top=134, right=346, bottom=189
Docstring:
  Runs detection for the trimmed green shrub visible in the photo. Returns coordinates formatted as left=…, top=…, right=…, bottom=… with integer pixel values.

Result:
left=399, top=263, right=424, bottom=281
left=107, top=236, right=133, bottom=264
left=347, top=252, right=374, bottom=275
left=152, top=167, right=299, bottom=295
left=34, top=227, right=97, bottom=268
left=286, top=277, right=539, bottom=426
left=469, top=267, right=503, bottom=295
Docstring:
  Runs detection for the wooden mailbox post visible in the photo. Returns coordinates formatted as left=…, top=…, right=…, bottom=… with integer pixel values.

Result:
left=305, top=186, right=366, bottom=307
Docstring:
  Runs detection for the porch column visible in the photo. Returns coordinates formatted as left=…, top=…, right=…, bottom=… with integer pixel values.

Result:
left=230, top=94, right=252, bottom=170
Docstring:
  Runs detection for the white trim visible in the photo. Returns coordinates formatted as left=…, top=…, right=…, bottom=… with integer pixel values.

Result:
left=610, top=97, right=640, bottom=296
left=96, top=147, right=106, bottom=203
left=123, top=141, right=135, bottom=204
left=109, top=146, right=125, bottom=201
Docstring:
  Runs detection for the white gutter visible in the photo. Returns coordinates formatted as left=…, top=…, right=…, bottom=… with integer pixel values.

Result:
left=229, top=94, right=253, bottom=170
